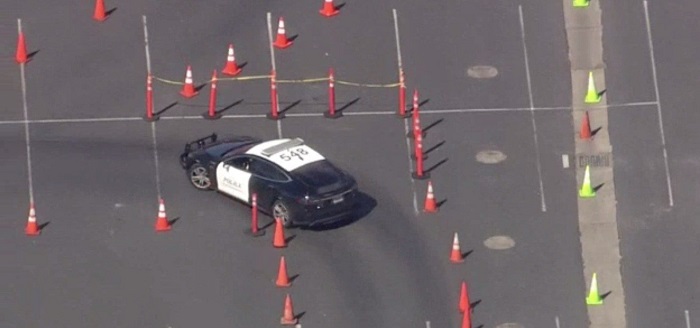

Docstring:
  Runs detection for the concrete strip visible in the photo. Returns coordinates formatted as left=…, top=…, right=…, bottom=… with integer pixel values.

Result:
left=563, top=0, right=627, bottom=327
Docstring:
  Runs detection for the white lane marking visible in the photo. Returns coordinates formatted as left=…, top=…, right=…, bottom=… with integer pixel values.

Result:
left=562, top=154, right=569, bottom=168
left=686, top=310, right=691, bottom=328
left=142, top=15, right=152, bottom=74
left=425, top=321, right=431, bottom=328
left=643, top=0, right=674, bottom=207
left=519, top=5, right=546, bottom=212
left=18, top=18, right=34, bottom=204
left=266, top=12, right=283, bottom=139
left=393, top=8, right=419, bottom=215
left=555, top=316, right=561, bottom=328
left=0, top=101, right=662, bottom=126
left=143, top=15, right=162, bottom=199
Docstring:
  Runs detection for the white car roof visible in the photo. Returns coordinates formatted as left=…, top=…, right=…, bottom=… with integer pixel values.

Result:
left=245, top=138, right=325, bottom=172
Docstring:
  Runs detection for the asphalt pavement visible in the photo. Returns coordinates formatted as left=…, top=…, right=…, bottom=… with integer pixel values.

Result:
left=0, top=0, right=593, bottom=327
left=603, top=0, right=700, bottom=327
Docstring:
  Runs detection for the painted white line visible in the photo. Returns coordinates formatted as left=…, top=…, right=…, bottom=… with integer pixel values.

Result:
left=686, top=310, right=691, bottom=328
left=555, top=316, right=561, bottom=328
left=643, top=0, right=674, bottom=207
left=142, top=15, right=162, bottom=199
left=142, top=15, right=152, bottom=74
left=425, top=321, right=431, bottom=328
left=562, top=154, right=569, bottom=168
left=519, top=5, right=546, bottom=212
left=18, top=18, right=34, bottom=205
left=266, top=12, right=283, bottom=139
left=393, top=8, right=419, bottom=215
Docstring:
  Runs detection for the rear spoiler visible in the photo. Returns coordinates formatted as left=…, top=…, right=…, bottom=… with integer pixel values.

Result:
left=184, top=133, right=218, bottom=153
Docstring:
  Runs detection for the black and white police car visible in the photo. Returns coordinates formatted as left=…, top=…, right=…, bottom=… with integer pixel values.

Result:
left=180, top=134, right=358, bottom=227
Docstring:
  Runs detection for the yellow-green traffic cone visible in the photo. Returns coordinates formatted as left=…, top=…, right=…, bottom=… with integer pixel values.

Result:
left=579, top=165, right=596, bottom=198
left=586, top=272, right=604, bottom=305
left=585, top=72, right=602, bottom=104
left=573, top=0, right=590, bottom=8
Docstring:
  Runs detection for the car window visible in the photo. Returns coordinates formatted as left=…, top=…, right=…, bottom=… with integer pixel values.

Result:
left=249, top=159, right=289, bottom=181
left=226, top=156, right=252, bottom=171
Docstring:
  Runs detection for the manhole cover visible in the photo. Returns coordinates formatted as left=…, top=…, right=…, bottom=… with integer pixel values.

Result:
left=495, top=324, right=524, bottom=328
left=484, top=235, right=515, bottom=250
left=476, top=150, right=507, bottom=164
left=467, top=65, right=498, bottom=79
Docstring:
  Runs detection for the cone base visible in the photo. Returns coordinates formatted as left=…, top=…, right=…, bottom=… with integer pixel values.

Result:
left=450, top=257, right=465, bottom=264
left=423, top=206, right=438, bottom=213
left=93, top=15, right=108, bottom=22
left=266, top=112, right=286, bottom=120
left=412, top=171, right=430, bottom=180
left=281, top=317, right=298, bottom=325
left=25, top=228, right=40, bottom=236
left=202, top=112, right=222, bottom=120
left=579, top=190, right=596, bottom=198
left=323, top=111, right=343, bottom=119
left=244, top=228, right=266, bottom=237
left=222, top=67, right=242, bottom=77
left=584, top=95, right=601, bottom=104
left=180, top=90, right=199, bottom=99
left=397, top=112, right=412, bottom=119
left=573, top=0, right=590, bottom=7
left=273, top=243, right=287, bottom=248
left=276, top=281, right=292, bottom=287
left=143, top=114, right=160, bottom=122
left=274, top=40, right=293, bottom=49
left=586, top=297, right=603, bottom=305
left=320, top=9, right=340, bottom=17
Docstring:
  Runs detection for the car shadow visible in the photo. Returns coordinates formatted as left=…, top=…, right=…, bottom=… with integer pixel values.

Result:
left=301, top=191, right=377, bottom=231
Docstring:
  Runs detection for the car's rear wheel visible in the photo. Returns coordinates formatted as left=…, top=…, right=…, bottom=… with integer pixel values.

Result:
left=272, top=199, right=293, bottom=228
left=188, top=163, right=213, bottom=190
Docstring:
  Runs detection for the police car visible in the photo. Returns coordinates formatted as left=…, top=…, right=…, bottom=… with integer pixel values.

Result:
left=179, top=134, right=358, bottom=227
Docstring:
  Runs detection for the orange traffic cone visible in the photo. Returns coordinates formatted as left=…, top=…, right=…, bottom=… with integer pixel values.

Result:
left=25, top=203, right=40, bottom=236
left=15, top=32, right=28, bottom=64
left=319, top=0, right=340, bottom=17
left=273, top=218, right=287, bottom=248
left=221, top=44, right=242, bottom=76
left=179, top=65, right=198, bottom=98
left=461, top=304, right=472, bottom=328
left=273, top=17, right=293, bottom=49
left=155, top=198, right=171, bottom=232
left=93, top=0, right=107, bottom=21
left=276, top=256, right=292, bottom=287
left=580, top=111, right=592, bottom=140
left=280, top=294, right=298, bottom=325
left=450, top=232, right=464, bottom=263
left=459, top=281, right=470, bottom=313
left=424, top=181, right=438, bottom=213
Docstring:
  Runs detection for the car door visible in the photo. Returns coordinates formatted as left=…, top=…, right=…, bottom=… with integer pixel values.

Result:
left=247, top=157, right=291, bottom=207
left=216, top=156, right=253, bottom=203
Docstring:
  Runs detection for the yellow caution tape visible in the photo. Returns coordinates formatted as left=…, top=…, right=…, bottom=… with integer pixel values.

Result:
left=153, top=76, right=184, bottom=85
left=336, top=80, right=400, bottom=88
left=217, top=75, right=272, bottom=82
left=277, top=77, right=330, bottom=83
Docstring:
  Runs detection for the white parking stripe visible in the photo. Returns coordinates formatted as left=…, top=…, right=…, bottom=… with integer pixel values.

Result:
left=519, top=5, right=546, bottom=212
left=643, top=0, right=674, bottom=207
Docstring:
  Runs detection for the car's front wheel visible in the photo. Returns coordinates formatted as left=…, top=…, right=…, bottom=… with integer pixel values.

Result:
left=272, top=199, right=293, bottom=228
left=188, top=163, right=213, bottom=190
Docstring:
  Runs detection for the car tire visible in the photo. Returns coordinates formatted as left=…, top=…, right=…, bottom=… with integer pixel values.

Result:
left=187, top=163, right=214, bottom=191
left=272, top=199, right=293, bottom=228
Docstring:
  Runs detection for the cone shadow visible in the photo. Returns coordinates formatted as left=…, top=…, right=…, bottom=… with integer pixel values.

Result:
left=26, top=50, right=40, bottom=61
left=154, top=102, right=178, bottom=116
left=168, top=217, right=180, bottom=227
left=424, top=140, right=445, bottom=156
left=335, top=3, right=347, bottom=10
left=194, top=83, right=208, bottom=92
left=38, top=221, right=50, bottom=230
left=591, top=126, right=602, bottom=137
left=284, top=234, right=296, bottom=244
left=288, top=274, right=299, bottom=283
left=425, top=158, right=448, bottom=174
left=238, top=62, right=248, bottom=70
left=294, top=311, right=306, bottom=321
left=462, top=249, right=473, bottom=259
left=105, top=7, right=117, bottom=18
left=216, top=99, right=244, bottom=115
left=601, top=291, right=612, bottom=300
left=437, top=198, right=447, bottom=208
left=260, top=219, right=275, bottom=230
left=279, top=100, right=301, bottom=115
left=593, top=183, right=605, bottom=192
left=423, top=118, right=444, bottom=133
left=470, top=299, right=482, bottom=310
left=288, top=35, right=299, bottom=42
left=336, top=97, right=360, bottom=113
left=597, top=89, right=607, bottom=97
